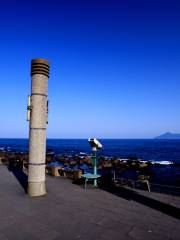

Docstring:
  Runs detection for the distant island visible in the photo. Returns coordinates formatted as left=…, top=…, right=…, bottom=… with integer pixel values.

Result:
left=155, top=132, right=180, bottom=139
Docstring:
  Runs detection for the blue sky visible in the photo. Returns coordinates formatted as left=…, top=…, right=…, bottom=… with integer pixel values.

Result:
left=0, top=0, right=179, bottom=138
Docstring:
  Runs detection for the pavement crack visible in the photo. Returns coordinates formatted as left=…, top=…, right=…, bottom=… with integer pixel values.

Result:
left=127, top=226, right=135, bottom=237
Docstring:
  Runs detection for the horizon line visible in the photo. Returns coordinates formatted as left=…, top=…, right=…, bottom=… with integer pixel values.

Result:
left=0, top=137, right=158, bottom=140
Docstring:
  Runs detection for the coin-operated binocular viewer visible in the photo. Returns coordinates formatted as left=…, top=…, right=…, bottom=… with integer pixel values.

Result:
left=88, top=138, right=102, bottom=187
left=27, top=58, right=50, bottom=197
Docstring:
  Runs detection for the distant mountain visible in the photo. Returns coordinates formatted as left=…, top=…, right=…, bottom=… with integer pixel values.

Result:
left=155, top=132, right=180, bottom=139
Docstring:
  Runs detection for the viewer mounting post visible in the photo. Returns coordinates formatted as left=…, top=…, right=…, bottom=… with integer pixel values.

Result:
left=27, top=58, right=50, bottom=197
left=88, top=138, right=102, bottom=187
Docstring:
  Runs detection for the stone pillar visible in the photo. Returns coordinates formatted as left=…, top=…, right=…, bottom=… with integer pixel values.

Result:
left=28, top=58, right=50, bottom=197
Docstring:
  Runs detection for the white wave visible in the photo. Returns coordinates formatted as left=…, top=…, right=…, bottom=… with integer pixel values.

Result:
left=151, top=160, right=174, bottom=165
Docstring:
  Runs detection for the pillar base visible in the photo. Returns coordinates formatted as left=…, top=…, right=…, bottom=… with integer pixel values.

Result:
left=28, top=181, right=46, bottom=197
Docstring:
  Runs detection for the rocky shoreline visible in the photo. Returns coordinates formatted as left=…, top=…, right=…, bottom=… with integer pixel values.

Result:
left=0, top=149, right=180, bottom=196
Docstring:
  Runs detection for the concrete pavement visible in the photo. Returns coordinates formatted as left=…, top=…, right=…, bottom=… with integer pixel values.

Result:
left=0, top=166, right=179, bottom=240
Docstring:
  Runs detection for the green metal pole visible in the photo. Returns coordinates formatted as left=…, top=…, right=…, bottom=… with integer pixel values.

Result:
left=92, top=149, right=97, bottom=187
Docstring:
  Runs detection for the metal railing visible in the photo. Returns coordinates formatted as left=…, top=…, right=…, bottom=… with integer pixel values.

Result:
left=149, top=183, right=180, bottom=196
left=113, top=177, right=180, bottom=196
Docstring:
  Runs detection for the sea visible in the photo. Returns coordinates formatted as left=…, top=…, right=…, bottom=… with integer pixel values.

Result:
left=0, top=138, right=180, bottom=163
left=0, top=139, right=180, bottom=190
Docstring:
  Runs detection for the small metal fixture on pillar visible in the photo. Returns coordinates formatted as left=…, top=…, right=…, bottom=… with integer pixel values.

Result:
left=88, top=138, right=102, bottom=187
left=27, top=58, right=50, bottom=197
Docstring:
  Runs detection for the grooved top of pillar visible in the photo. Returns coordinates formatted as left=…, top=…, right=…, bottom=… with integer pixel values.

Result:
left=31, top=58, right=50, bottom=78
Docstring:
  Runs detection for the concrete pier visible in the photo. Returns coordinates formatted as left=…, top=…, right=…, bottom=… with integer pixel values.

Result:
left=28, top=58, right=50, bottom=197
left=0, top=165, right=179, bottom=240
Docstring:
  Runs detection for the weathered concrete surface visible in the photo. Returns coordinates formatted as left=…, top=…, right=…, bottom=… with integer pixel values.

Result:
left=28, top=58, right=49, bottom=197
left=0, top=166, right=179, bottom=240
left=127, top=188, right=180, bottom=209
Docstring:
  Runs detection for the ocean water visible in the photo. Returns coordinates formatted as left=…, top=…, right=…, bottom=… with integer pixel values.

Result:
left=0, top=138, right=180, bottom=189
left=0, top=138, right=180, bottom=163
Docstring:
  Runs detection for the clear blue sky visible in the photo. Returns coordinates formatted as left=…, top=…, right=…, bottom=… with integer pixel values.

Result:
left=0, top=0, right=179, bottom=138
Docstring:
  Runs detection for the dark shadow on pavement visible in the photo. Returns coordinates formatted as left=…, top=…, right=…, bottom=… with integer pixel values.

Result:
left=8, top=165, right=28, bottom=193
left=103, top=185, right=180, bottom=220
